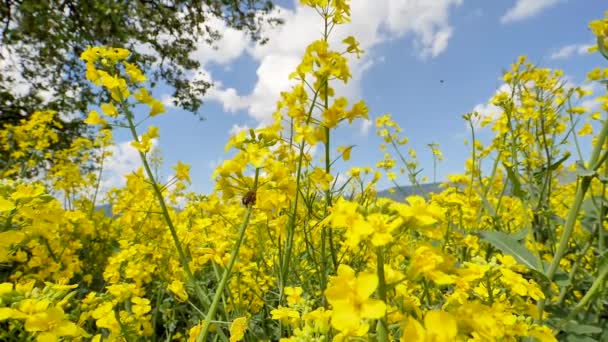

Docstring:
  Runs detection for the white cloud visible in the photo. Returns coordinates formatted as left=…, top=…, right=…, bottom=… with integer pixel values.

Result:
left=383, top=0, right=462, bottom=58
left=471, top=77, right=606, bottom=129
left=229, top=123, right=250, bottom=136
left=471, top=84, right=513, bottom=128
left=192, top=17, right=249, bottom=66
left=549, top=43, right=594, bottom=60
left=360, top=119, right=373, bottom=136
left=204, top=0, right=463, bottom=125
left=501, top=0, right=560, bottom=23
left=99, top=139, right=158, bottom=192
left=161, top=95, right=177, bottom=108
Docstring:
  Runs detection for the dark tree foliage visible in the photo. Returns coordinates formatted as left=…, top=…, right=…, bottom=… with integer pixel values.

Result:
left=0, top=0, right=281, bottom=176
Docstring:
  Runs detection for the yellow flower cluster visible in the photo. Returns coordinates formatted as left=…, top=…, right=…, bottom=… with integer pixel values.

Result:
left=2, top=1, right=608, bottom=342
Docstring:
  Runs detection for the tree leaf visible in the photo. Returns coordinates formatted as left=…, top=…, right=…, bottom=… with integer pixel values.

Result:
left=478, top=230, right=541, bottom=272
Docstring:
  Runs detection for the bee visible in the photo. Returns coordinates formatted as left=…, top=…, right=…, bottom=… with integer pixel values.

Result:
left=242, top=191, right=256, bottom=207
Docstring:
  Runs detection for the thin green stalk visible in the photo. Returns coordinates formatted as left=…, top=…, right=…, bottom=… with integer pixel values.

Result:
left=375, top=248, right=389, bottom=342
left=556, top=227, right=596, bottom=306
left=564, top=264, right=608, bottom=322
left=122, top=103, right=210, bottom=309
left=89, top=146, right=106, bottom=218
left=539, top=112, right=608, bottom=319
left=197, top=168, right=260, bottom=341
left=546, top=113, right=608, bottom=281
left=280, top=84, right=321, bottom=298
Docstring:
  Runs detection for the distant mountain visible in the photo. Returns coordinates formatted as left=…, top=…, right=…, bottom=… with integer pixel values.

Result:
left=377, top=182, right=443, bottom=202
left=95, top=204, right=113, bottom=217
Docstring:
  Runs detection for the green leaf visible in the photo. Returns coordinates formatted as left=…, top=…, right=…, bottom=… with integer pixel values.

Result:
left=576, top=160, right=597, bottom=178
left=478, top=230, right=541, bottom=272
left=562, top=321, right=603, bottom=335
left=566, top=334, right=599, bottom=342
left=503, top=163, right=526, bottom=199
left=553, top=270, right=569, bottom=287
left=512, top=228, right=529, bottom=241
left=533, top=152, right=571, bottom=179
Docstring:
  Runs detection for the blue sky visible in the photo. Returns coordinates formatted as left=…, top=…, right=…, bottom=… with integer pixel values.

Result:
left=103, top=0, right=607, bottom=195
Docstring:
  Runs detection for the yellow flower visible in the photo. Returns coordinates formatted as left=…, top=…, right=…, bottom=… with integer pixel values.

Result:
left=80, top=47, right=102, bottom=63
left=401, top=311, right=458, bottom=342
left=528, top=325, right=558, bottom=342
left=303, top=307, right=332, bottom=333
left=393, top=195, right=444, bottom=227
left=101, top=102, right=119, bottom=117
left=366, top=213, right=403, bottom=247
left=168, top=280, right=189, bottom=302
left=104, top=47, right=130, bottom=61
left=91, top=302, right=120, bottom=332
left=0, top=196, right=15, bottom=212
left=324, top=265, right=386, bottom=336
left=270, top=306, right=300, bottom=325
left=134, top=88, right=154, bottom=104
left=285, top=287, right=304, bottom=306
left=173, top=161, right=191, bottom=184
left=131, top=126, right=159, bottom=153
left=229, top=316, right=248, bottom=342
left=124, top=62, right=147, bottom=83
left=342, top=36, right=364, bottom=58
left=84, top=110, right=107, bottom=126
left=149, top=99, right=166, bottom=117
left=337, top=145, right=353, bottom=161
left=578, top=122, right=593, bottom=136
left=0, top=307, right=26, bottom=320
left=245, top=144, right=267, bottom=168
left=408, top=245, right=455, bottom=285
left=25, top=307, right=80, bottom=339
left=401, top=317, right=425, bottom=342
left=131, top=297, right=151, bottom=317
left=346, top=100, right=369, bottom=123
left=309, top=168, right=334, bottom=191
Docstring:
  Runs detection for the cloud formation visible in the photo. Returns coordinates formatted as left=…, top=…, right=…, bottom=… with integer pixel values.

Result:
left=501, top=0, right=560, bottom=24
left=549, top=43, right=593, bottom=60
left=201, top=0, right=463, bottom=127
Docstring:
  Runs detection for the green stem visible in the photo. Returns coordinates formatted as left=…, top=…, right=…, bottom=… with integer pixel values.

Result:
left=564, top=265, right=608, bottom=322
left=280, top=84, right=321, bottom=299
left=556, top=227, right=596, bottom=306
left=197, top=168, right=260, bottom=341
left=546, top=111, right=608, bottom=279
left=375, top=248, right=389, bottom=342
left=123, top=104, right=210, bottom=308
left=539, top=111, right=608, bottom=318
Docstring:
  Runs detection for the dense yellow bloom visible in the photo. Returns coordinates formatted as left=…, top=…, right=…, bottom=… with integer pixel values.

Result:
left=401, top=311, right=457, bottom=342
left=324, top=265, right=386, bottom=336
left=3, top=3, right=607, bottom=342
